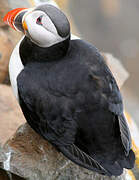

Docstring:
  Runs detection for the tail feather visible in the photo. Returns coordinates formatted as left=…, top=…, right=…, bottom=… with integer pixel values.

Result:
left=100, top=161, right=123, bottom=176
left=58, top=144, right=135, bottom=176
left=58, top=144, right=110, bottom=176
left=92, top=149, right=135, bottom=176
left=118, top=149, right=135, bottom=169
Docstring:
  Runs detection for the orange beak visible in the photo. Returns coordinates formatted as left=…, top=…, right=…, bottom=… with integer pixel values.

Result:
left=3, top=8, right=27, bottom=30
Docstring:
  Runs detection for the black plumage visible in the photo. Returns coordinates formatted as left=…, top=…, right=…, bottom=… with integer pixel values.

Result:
left=17, top=37, right=135, bottom=176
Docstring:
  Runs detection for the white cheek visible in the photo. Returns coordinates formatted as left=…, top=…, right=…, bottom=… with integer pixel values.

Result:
left=29, top=27, right=64, bottom=47
left=24, top=11, right=65, bottom=47
left=9, top=37, right=24, bottom=101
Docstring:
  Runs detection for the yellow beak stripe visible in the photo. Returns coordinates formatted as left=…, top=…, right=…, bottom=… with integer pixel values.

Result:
left=22, top=21, right=28, bottom=31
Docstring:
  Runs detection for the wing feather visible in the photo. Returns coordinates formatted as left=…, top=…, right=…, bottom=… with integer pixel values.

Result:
left=58, top=144, right=109, bottom=175
left=118, top=114, right=132, bottom=155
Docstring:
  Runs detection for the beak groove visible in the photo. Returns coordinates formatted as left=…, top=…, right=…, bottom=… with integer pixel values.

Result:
left=3, top=8, right=27, bottom=30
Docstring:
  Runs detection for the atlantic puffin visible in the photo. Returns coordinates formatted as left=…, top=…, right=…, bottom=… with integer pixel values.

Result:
left=3, top=4, right=135, bottom=176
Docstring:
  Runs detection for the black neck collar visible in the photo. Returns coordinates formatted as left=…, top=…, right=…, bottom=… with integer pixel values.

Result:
left=19, top=36, right=70, bottom=66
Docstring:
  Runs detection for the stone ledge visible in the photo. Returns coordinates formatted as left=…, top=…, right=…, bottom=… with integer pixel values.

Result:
left=3, top=123, right=127, bottom=180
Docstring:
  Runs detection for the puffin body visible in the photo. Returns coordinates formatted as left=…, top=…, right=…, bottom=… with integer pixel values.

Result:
left=4, top=4, right=135, bottom=176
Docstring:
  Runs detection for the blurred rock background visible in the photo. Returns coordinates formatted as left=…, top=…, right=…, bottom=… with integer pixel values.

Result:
left=0, top=0, right=139, bottom=179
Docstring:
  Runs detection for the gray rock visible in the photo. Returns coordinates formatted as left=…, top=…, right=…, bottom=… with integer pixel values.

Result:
left=3, top=123, right=128, bottom=180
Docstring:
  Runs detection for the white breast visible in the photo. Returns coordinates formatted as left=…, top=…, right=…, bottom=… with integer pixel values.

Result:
left=9, top=36, right=24, bottom=101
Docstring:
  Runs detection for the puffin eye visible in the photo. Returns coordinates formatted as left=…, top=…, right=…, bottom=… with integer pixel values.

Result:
left=36, top=15, right=43, bottom=25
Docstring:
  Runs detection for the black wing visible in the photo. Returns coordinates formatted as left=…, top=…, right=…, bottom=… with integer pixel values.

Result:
left=90, top=70, right=132, bottom=155
left=83, top=44, right=132, bottom=155
left=96, top=57, right=132, bottom=155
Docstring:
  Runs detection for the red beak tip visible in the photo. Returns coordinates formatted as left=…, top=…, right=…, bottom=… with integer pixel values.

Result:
left=3, top=8, right=27, bottom=29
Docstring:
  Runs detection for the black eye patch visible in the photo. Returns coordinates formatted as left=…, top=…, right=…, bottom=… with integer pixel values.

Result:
left=36, top=15, right=43, bottom=25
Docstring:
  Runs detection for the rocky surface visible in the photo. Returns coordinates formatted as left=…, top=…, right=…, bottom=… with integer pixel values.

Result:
left=0, top=168, right=26, bottom=180
left=3, top=123, right=128, bottom=180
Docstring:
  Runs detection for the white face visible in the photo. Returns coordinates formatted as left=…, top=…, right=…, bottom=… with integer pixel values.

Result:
left=22, top=10, right=66, bottom=47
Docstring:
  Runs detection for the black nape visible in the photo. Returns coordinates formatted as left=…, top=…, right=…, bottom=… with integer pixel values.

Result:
left=19, top=35, right=70, bottom=65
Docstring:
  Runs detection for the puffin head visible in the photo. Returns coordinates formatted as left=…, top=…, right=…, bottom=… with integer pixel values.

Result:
left=3, top=4, right=70, bottom=48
